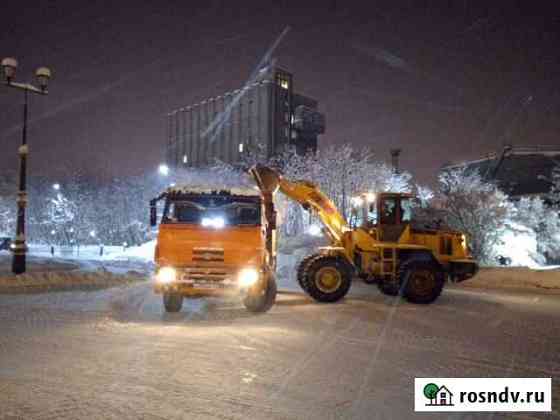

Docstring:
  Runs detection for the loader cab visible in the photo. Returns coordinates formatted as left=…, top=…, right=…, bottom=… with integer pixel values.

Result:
left=350, top=192, right=415, bottom=242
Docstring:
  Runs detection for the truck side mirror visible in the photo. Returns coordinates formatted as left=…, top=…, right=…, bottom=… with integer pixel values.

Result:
left=150, top=202, right=157, bottom=227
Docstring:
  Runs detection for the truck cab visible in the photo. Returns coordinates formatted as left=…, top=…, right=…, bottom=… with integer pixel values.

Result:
left=150, top=185, right=277, bottom=313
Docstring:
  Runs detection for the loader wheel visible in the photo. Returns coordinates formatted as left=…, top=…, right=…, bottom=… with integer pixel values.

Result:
left=244, top=276, right=277, bottom=313
left=296, top=254, right=319, bottom=291
left=302, top=256, right=352, bottom=303
left=399, top=261, right=444, bottom=304
left=163, top=293, right=183, bottom=313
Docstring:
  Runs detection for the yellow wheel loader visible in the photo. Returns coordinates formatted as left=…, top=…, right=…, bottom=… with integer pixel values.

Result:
left=250, top=165, right=478, bottom=304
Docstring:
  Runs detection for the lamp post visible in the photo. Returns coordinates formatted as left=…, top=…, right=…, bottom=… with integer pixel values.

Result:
left=1, top=57, right=52, bottom=274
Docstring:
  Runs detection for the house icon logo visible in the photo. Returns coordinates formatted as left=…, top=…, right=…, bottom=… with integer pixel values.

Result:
left=423, top=383, right=454, bottom=407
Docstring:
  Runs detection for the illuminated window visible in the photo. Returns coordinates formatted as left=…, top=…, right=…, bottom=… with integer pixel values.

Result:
left=183, top=154, right=188, bottom=164
left=238, top=143, right=244, bottom=153
left=277, top=75, right=290, bottom=90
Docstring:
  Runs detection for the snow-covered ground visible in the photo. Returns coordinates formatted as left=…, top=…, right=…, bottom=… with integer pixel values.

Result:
left=1, top=236, right=559, bottom=418
left=0, top=242, right=155, bottom=294
left=0, top=271, right=559, bottom=419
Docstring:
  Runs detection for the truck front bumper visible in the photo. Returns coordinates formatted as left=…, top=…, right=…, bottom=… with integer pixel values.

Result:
left=153, top=266, right=262, bottom=296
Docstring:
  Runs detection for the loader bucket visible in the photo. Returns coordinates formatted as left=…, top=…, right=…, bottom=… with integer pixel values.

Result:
left=250, top=165, right=280, bottom=195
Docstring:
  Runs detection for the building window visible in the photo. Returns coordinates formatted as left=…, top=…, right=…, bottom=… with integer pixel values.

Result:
left=239, top=143, right=244, bottom=153
left=291, top=131, right=297, bottom=140
left=277, top=75, right=290, bottom=90
left=183, top=154, right=188, bottom=164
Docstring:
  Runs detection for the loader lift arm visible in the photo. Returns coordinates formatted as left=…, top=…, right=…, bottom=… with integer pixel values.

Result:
left=250, top=165, right=349, bottom=243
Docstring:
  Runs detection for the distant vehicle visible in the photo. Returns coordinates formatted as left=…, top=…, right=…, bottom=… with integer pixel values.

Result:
left=149, top=185, right=277, bottom=313
left=0, top=237, right=12, bottom=251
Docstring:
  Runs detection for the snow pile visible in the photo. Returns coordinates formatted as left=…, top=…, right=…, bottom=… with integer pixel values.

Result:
left=169, top=185, right=259, bottom=196
left=275, top=234, right=328, bottom=290
left=0, top=267, right=144, bottom=295
left=0, top=251, right=148, bottom=295
left=121, top=240, right=156, bottom=261
left=27, top=243, right=155, bottom=263
left=171, top=167, right=258, bottom=194
left=464, top=267, right=560, bottom=292
left=494, top=222, right=541, bottom=268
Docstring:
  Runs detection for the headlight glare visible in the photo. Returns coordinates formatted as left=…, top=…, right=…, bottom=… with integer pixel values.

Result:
left=238, top=268, right=259, bottom=287
left=157, top=266, right=177, bottom=284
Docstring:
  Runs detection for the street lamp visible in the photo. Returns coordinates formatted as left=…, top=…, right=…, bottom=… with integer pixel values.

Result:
left=2, top=57, right=52, bottom=274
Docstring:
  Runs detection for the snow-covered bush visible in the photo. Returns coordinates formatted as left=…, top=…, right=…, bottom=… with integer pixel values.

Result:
left=512, top=196, right=560, bottom=263
left=437, top=167, right=513, bottom=263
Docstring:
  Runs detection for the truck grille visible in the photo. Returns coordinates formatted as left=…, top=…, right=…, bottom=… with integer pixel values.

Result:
left=192, top=247, right=224, bottom=262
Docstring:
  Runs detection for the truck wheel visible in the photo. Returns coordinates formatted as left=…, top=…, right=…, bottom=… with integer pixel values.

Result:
left=302, top=256, right=352, bottom=303
left=296, top=254, right=319, bottom=291
left=244, top=276, right=277, bottom=313
left=377, top=279, right=400, bottom=296
left=163, top=293, right=183, bottom=313
left=399, top=261, right=444, bottom=304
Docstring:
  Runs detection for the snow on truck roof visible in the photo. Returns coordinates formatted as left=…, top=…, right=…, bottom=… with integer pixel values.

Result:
left=167, top=185, right=261, bottom=197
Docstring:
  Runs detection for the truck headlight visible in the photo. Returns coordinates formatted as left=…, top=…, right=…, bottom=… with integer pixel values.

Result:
left=156, top=267, right=177, bottom=284
left=238, top=268, right=259, bottom=287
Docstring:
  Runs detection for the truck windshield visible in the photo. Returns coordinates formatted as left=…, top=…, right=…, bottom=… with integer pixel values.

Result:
left=162, top=196, right=261, bottom=226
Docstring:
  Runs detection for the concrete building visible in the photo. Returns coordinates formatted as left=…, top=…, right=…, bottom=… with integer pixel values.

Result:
left=165, top=64, right=325, bottom=168
left=440, top=145, right=560, bottom=200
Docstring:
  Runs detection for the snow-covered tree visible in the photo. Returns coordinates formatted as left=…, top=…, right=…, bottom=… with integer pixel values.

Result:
left=511, top=196, right=560, bottom=263
left=550, top=165, right=560, bottom=205
left=272, top=144, right=413, bottom=237
left=437, top=167, right=513, bottom=263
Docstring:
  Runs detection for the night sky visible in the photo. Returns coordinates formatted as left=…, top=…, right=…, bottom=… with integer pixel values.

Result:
left=1, top=1, right=559, bottom=184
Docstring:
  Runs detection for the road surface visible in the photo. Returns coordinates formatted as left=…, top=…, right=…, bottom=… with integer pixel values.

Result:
left=0, top=280, right=558, bottom=419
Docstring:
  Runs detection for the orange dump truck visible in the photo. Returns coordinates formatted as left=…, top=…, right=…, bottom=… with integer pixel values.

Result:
left=149, top=185, right=277, bottom=313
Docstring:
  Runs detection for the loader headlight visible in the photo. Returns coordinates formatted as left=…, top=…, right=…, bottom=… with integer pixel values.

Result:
left=238, top=268, right=259, bottom=287
left=156, top=266, right=177, bottom=284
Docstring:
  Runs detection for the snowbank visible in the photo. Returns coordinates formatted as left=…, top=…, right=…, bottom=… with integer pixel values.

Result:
left=27, top=242, right=156, bottom=263
left=494, top=222, right=542, bottom=267
left=0, top=252, right=148, bottom=295
left=464, top=267, right=560, bottom=293
left=0, top=269, right=144, bottom=295
left=276, top=234, right=328, bottom=290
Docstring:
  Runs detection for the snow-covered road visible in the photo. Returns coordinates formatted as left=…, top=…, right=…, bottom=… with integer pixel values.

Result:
left=0, top=278, right=558, bottom=419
